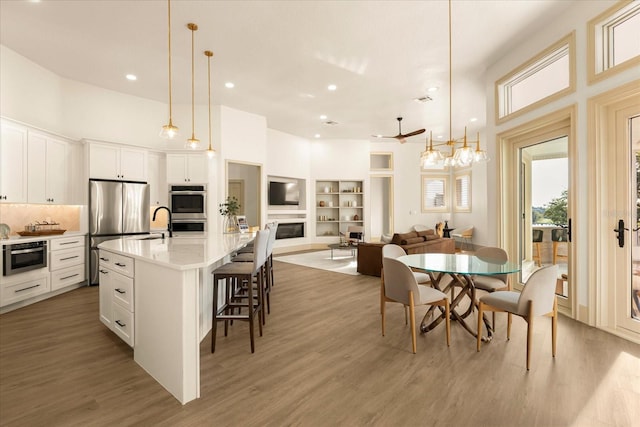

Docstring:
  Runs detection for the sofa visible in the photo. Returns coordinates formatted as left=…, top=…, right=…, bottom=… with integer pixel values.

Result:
left=356, top=229, right=455, bottom=277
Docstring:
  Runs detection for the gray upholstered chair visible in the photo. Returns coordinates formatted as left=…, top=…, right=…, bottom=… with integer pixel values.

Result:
left=477, top=264, right=559, bottom=370
left=381, top=257, right=450, bottom=353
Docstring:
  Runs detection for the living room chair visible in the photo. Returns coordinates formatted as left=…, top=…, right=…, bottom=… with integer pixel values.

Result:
left=381, top=257, right=450, bottom=353
left=476, top=264, right=559, bottom=370
left=344, top=225, right=364, bottom=244
left=451, top=225, right=474, bottom=251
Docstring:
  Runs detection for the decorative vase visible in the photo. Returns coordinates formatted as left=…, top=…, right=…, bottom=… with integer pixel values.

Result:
left=223, top=215, right=239, bottom=233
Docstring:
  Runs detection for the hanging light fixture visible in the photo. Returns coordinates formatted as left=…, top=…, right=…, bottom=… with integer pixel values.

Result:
left=160, top=0, right=179, bottom=139
left=186, top=23, right=200, bottom=149
left=421, top=0, right=489, bottom=168
left=204, top=50, right=216, bottom=158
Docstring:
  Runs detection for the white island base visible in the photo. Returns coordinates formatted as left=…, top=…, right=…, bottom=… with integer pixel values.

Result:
left=98, top=233, right=254, bottom=404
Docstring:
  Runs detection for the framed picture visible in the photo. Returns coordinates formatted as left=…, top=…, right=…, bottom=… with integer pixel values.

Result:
left=237, top=215, right=249, bottom=232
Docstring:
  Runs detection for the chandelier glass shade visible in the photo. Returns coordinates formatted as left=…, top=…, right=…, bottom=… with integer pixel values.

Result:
left=160, top=0, right=179, bottom=140
left=205, top=50, right=216, bottom=158
left=186, top=23, right=200, bottom=149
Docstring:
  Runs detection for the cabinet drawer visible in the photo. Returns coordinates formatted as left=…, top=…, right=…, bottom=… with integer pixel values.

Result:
left=1, top=276, right=50, bottom=307
left=51, top=264, right=85, bottom=291
left=112, top=273, right=134, bottom=311
left=50, top=235, right=85, bottom=251
left=112, top=303, right=134, bottom=347
left=100, top=252, right=134, bottom=278
left=50, top=247, right=85, bottom=270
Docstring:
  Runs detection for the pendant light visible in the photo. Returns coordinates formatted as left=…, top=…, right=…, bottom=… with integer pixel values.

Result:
left=205, top=50, right=216, bottom=158
left=186, top=23, right=200, bottom=149
left=159, top=0, right=179, bottom=139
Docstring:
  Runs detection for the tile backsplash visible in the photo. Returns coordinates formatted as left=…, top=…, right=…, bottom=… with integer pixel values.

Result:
left=0, top=204, right=82, bottom=236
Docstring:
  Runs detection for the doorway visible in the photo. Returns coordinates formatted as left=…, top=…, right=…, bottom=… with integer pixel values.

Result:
left=226, top=161, right=261, bottom=228
left=370, top=175, right=393, bottom=240
left=498, top=106, right=576, bottom=317
left=589, top=81, right=640, bottom=340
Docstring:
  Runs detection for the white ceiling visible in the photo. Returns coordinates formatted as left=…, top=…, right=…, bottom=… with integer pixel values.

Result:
left=0, top=0, right=577, bottom=142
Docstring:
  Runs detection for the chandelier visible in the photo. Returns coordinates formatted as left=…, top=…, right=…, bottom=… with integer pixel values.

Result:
left=420, top=0, right=489, bottom=168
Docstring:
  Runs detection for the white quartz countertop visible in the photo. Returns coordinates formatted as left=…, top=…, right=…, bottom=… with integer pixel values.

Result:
left=0, top=231, right=87, bottom=246
left=98, top=232, right=255, bottom=270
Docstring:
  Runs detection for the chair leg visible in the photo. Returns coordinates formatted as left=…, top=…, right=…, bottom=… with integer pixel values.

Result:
left=526, top=301, right=534, bottom=371
left=477, top=301, right=484, bottom=352
left=409, top=292, right=416, bottom=354
left=404, top=306, right=408, bottom=325
left=507, top=312, right=512, bottom=340
left=444, top=299, right=451, bottom=347
left=248, top=277, right=255, bottom=353
left=381, top=299, right=386, bottom=336
left=380, top=274, right=385, bottom=315
left=211, top=278, right=219, bottom=353
left=552, top=297, right=557, bottom=357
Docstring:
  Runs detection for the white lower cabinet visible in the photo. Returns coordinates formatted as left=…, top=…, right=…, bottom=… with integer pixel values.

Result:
left=99, top=249, right=135, bottom=347
left=49, top=235, right=86, bottom=292
left=0, top=274, right=50, bottom=306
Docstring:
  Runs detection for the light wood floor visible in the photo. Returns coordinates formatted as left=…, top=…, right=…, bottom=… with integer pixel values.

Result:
left=1, top=260, right=639, bottom=426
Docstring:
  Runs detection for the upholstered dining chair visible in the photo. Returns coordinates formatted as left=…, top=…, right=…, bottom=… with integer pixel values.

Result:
left=451, top=225, right=474, bottom=251
left=381, top=257, right=450, bottom=353
left=473, top=246, right=510, bottom=329
left=476, top=264, right=559, bottom=370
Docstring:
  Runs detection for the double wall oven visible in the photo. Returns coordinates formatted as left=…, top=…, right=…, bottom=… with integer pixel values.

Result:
left=169, top=184, right=207, bottom=232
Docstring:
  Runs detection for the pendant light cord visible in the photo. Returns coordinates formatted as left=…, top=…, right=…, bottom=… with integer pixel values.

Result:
left=167, top=0, right=173, bottom=124
left=448, top=0, right=452, bottom=145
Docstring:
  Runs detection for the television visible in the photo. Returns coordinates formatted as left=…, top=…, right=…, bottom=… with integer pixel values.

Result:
left=268, top=181, right=300, bottom=206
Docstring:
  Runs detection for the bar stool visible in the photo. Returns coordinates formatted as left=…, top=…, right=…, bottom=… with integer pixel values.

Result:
left=211, top=229, right=269, bottom=353
left=532, top=229, right=543, bottom=267
left=552, top=228, right=568, bottom=265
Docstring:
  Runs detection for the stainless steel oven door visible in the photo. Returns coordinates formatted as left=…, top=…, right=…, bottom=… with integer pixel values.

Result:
left=3, top=241, right=48, bottom=276
left=169, top=192, right=206, bottom=219
left=172, top=220, right=207, bottom=233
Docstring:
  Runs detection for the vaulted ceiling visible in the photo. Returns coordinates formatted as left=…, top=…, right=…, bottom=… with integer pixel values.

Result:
left=0, top=0, right=577, bottom=142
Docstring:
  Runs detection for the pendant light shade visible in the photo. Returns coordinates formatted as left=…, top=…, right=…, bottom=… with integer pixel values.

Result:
left=186, top=23, right=200, bottom=149
left=160, top=0, right=179, bottom=139
left=205, top=50, right=216, bottom=158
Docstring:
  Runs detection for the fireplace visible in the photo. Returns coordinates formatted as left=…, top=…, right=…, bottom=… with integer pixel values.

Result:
left=276, top=222, right=305, bottom=240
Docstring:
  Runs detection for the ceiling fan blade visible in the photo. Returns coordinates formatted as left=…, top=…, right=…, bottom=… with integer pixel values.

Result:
left=401, top=129, right=426, bottom=138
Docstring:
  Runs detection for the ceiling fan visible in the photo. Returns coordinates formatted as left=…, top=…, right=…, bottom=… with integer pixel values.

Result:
left=375, top=117, right=425, bottom=143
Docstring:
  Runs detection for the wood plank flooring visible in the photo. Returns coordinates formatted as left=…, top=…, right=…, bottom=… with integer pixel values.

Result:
left=1, top=260, right=639, bottom=426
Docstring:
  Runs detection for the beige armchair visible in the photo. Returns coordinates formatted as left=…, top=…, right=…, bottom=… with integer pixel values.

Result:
left=451, top=225, right=474, bottom=251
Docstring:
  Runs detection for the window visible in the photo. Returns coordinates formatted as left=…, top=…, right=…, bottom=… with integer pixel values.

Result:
left=588, top=1, right=640, bottom=84
left=496, top=32, right=575, bottom=123
left=421, top=175, right=449, bottom=212
left=454, top=171, right=471, bottom=212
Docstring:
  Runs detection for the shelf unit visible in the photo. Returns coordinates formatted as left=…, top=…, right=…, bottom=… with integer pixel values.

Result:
left=315, top=180, right=363, bottom=237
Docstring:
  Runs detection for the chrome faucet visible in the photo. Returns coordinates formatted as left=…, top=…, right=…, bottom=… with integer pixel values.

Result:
left=152, top=206, right=173, bottom=238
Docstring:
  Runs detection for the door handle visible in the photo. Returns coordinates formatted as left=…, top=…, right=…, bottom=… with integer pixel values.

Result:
left=613, top=219, right=628, bottom=248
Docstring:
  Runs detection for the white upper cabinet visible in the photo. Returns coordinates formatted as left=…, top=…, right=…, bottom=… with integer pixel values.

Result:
left=0, top=121, right=28, bottom=203
left=89, top=142, right=147, bottom=182
left=148, top=152, right=167, bottom=206
left=166, top=154, right=208, bottom=184
left=27, top=131, right=68, bottom=204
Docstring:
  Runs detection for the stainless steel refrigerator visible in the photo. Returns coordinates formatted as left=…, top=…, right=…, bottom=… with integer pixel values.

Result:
left=89, top=179, right=150, bottom=285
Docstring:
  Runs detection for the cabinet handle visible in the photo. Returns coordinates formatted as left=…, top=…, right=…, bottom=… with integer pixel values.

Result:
left=99, top=269, right=108, bottom=274
left=99, top=257, right=109, bottom=261
left=60, top=255, right=79, bottom=261
left=60, top=273, right=79, bottom=280
left=115, top=320, right=126, bottom=327
left=15, top=284, right=41, bottom=293
left=61, top=241, right=80, bottom=245
left=114, top=262, right=126, bottom=267
left=115, top=288, right=126, bottom=294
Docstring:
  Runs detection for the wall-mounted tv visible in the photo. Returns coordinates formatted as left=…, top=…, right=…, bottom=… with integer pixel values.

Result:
left=268, top=181, right=300, bottom=206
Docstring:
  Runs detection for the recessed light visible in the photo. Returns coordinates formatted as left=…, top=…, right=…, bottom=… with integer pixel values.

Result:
left=314, top=134, right=321, bottom=138
left=319, top=115, right=327, bottom=120
left=225, top=82, right=235, bottom=88
left=436, top=135, right=444, bottom=139
left=375, top=134, right=383, bottom=138
left=427, top=87, right=439, bottom=92
left=125, top=74, right=137, bottom=81
left=470, top=117, right=478, bottom=122
left=327, top=84, right=337, bottom=91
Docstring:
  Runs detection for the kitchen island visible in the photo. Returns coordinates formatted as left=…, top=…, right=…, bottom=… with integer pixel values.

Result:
left=98, top=232, right=254, bottom=405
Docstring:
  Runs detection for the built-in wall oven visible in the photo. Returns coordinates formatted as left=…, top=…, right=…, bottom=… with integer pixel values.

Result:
left=3, top=240, right=48, bottom=276
left=169, top=185, right=206, bottom=220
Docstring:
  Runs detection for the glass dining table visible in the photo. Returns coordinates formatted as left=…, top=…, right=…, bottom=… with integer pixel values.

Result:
left=398, top=253, right=521, bottom=340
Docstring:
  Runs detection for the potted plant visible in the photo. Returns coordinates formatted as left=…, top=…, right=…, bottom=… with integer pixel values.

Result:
left=219, top=196, right=241, bottom=233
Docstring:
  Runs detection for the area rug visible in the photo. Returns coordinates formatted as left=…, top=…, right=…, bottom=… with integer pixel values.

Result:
left=275, top=250, right=359, bottom=276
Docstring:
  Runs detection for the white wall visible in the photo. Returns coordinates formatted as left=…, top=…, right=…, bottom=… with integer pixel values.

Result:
left=484, top=0, right=638, bottom=309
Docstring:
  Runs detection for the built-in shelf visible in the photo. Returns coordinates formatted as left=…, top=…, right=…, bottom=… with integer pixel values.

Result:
left=315, top=179, right=363, bottom=238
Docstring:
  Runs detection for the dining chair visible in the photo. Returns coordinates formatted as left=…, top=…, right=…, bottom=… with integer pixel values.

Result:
left=381, top=257, right=450, bottom=353
left=476, top=264, right=559, bottom=370
left=473, top=246, right=510, bottom=329
left=532, top=229, right=543, bottom=267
